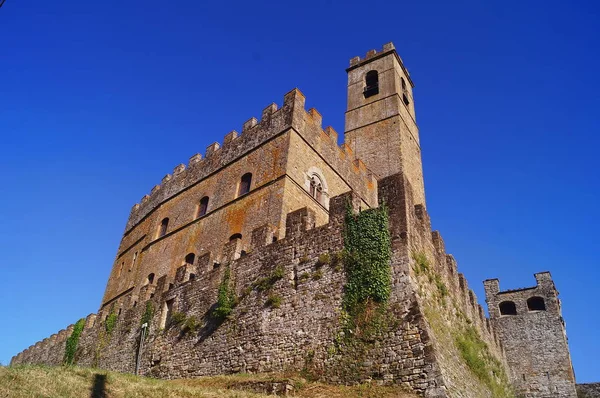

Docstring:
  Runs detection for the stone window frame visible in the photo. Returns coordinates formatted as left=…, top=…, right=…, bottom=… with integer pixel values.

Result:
left=304, top=167, right=330, bottom=209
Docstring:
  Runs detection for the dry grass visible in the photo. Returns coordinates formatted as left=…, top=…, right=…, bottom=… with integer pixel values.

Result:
left=0, top=365, right=418, bottom=398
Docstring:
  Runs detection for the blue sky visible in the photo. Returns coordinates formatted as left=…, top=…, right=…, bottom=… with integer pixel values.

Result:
left=1, top=0, right=598, bottom=382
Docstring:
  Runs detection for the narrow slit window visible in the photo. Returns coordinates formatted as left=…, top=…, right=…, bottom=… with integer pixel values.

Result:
left=401, top=77, right=410, bottom=106
left=158, top=218, right=169, bottom=238
left=238, top=173, right=252, bottom=196
left=197, top=196, right=209, bottom=218
left=131, top=251, right=138, bottom=272
left=364, top=70, right=379, bottom=98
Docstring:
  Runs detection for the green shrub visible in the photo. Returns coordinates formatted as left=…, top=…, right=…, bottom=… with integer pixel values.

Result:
left=298, top=272, right=310, bottom=283
left=105, top=308, right=118, bottom=335
left=169, top=311, right=186, bottom=327
left=412, top=252, right=430, bottom=275
left=456, top=326, right=513, bottom=398
left=182, top=316, right=200, bottom=334
left=254, top=265, right=285, bottom=292
left=316, top=253, right=331, bottom=267
left=265, top=294, right=282, bottom=309
left=140, top=301, right=154, bottom=327
left=212, top=266, right=236, bottom=320
left=63, top=318, right=85, bottom=366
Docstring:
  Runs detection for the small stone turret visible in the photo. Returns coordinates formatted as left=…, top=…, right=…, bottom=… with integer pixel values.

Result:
left=484, top=272, right=577, bottom=397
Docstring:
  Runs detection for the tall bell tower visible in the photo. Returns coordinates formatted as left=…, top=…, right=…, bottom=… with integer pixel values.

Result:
left=344, top=42, right=425, bottom=206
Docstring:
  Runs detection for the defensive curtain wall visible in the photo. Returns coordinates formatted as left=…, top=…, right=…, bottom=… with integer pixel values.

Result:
left=11, top=158, right=512, bottom=397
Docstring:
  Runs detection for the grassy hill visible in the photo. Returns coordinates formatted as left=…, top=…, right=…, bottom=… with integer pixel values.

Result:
left=0, top=365, right=418, bottom=398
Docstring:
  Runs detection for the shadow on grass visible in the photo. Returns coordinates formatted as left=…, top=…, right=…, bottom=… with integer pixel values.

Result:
left=90, top=373, right=106, bottom=398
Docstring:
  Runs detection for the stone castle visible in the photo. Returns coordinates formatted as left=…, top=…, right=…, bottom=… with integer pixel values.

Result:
left=11, top=43, right=589, bottom=397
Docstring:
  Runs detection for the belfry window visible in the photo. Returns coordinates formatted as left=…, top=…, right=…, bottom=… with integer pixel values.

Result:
left=499, top=301, right=517, bottom=315
left=238, top=173, right=252, bottom=196
left=364, top=70, right=379, bottom=98
left=158, top=218, right=169, bottom=238
left=197, top=196, right=209, bottom=218
left=527, top=296, right=546, bottom=311
left=401, top=77, right=410, bottom=106
left=309, top=175, right=324, bottom=203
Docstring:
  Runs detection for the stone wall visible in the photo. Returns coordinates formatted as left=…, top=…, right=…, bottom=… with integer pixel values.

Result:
left=11, top=173, right=511, bottom=398
left=102, top=89, right=378, bottom=309
left=484, top=274, right=578, bottom=397
left=578, top=383, right=600, bottom=398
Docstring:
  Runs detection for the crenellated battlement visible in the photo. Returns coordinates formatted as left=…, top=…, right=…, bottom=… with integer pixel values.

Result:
left=347, top=42, right=414, bottom=88
left=124, top=88, right=378, bottom=233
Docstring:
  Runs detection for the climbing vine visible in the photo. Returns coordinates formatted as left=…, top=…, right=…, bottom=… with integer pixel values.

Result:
left=63, top=318, right=85, bottom=366
left=140, top=301, right=154, bottom=328
left=212, top=266, right=237, bottom=320
left=105, top=307, right=118, bottom=335
left=343, top=204, right=392, bottom=317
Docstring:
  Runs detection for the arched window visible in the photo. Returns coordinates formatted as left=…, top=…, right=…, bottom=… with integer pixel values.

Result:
left=158, top=218, right=169, bottom=238
left=146, top=273, right=155, bottom=285
left=401, top=77, right=410, bottom=106
left=364, top=70, right=379, bottom=98
left=229, top=233, right=243, bottom=241
left=197, top=196, right=209, bottom=218
left=527, top=296, right=546, bottom=311
left=309, top=175, right=324, bottom=203
left=499, top=301, right=517, bottom=315
left=185, top=253, right=196, bottom=266
left=238, top=173, right=252, bottom=196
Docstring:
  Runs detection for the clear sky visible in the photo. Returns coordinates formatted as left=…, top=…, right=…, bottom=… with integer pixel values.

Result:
left=1, top=0, right=598, bottom=382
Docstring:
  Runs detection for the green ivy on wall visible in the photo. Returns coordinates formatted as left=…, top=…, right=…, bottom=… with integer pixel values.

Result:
left=212, top=266, right=236, bottom=320
left=105, top=307, right=118, bottom=335
left=63, top=318, right=85, bottom=366
left=343, top=204, right=392, bottom=316
left=141, top=301, right=154, bottom=328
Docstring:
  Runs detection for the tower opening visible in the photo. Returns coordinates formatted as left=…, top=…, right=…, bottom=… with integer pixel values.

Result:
left=527, top=296, right=546, bottom=311
left=364, top=70, right=379, bottom=98
left=499, top=301, right=517, bottom=315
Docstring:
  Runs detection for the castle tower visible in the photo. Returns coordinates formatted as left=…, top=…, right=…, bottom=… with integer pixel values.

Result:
left=484, top=272, right=577, bottom=397
left=344, top=42, right=425, bottom=206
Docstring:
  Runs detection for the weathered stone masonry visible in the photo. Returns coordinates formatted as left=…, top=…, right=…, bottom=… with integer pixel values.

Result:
left=11, top=42, right=587, bottom=398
